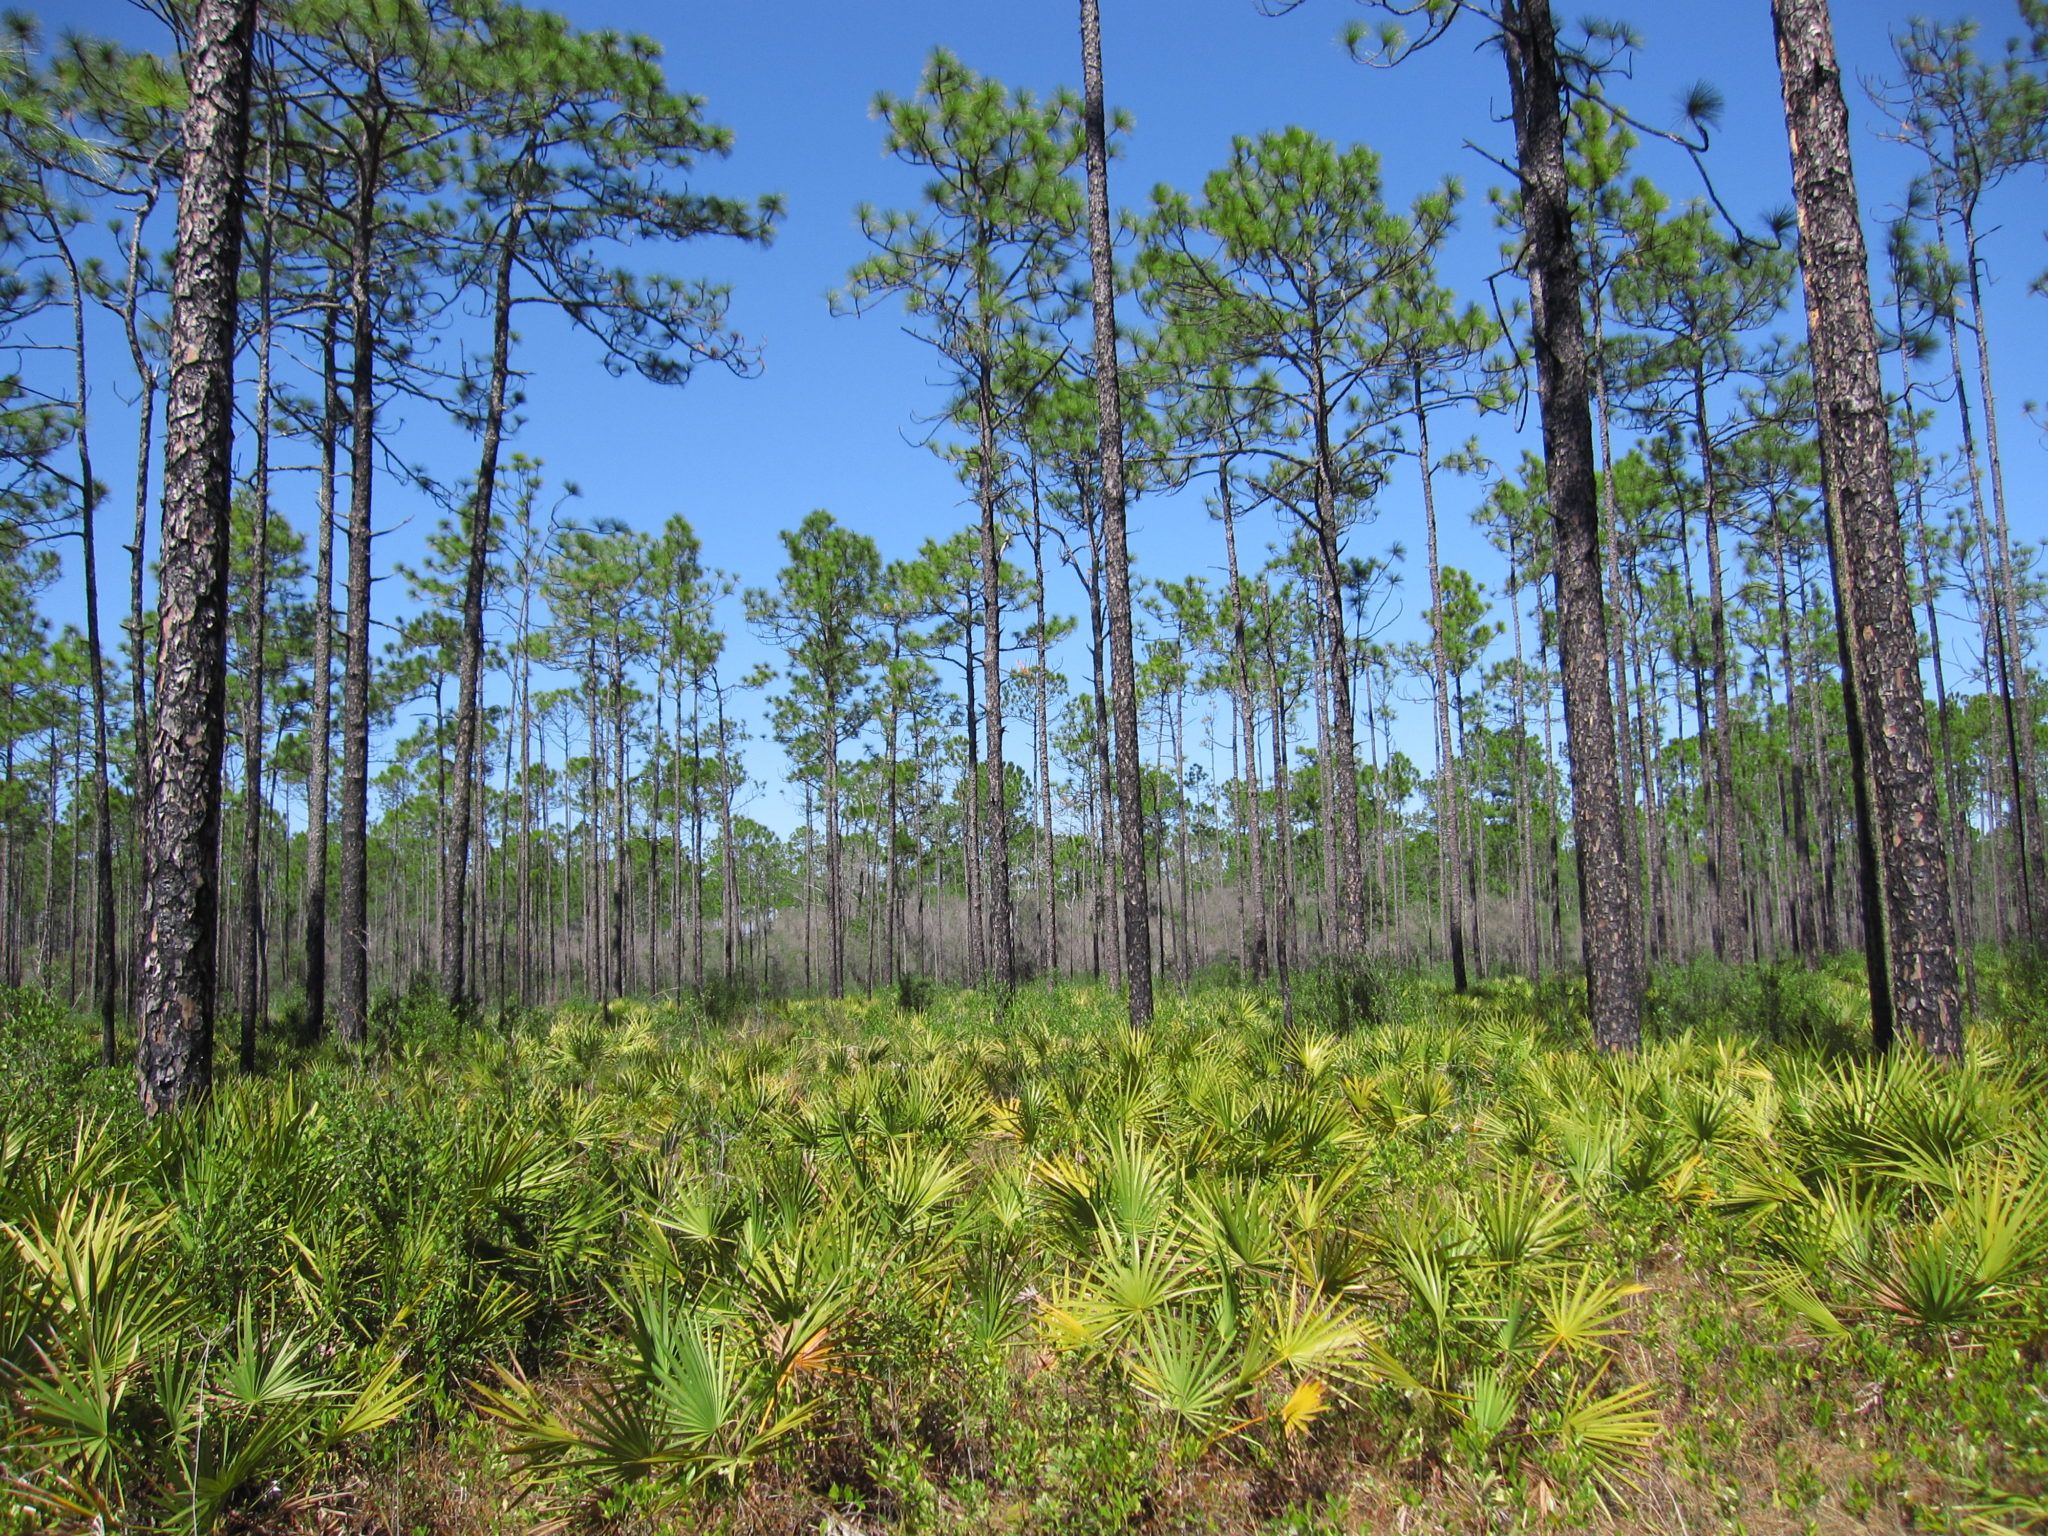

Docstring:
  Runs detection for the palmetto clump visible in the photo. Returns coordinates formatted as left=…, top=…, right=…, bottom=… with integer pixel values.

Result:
left=1, top=979, right=2043, bottom=1526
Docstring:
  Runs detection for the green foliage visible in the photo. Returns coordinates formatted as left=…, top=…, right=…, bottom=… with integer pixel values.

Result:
left=2, top=977, right=2046, bottom=1528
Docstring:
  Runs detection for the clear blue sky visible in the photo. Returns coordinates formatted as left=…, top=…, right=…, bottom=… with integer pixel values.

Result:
left=45, top=0, right=2048, bottom=831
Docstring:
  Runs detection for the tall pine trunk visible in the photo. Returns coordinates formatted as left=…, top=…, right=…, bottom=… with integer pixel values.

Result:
left=1691, top=369, right=1747, bottom=961
left=1771, top=0, right=1962, bottom=1056
left=138, top=0, right=257, bottom=1115
left=1080, top=0, right=1151, bottom=1021
left=442, top=204, right=523, bottom=1011
left=1219, top=456, right=1268, bottom=979
left=51, top=229, right=120, bottom=1066
left=335, top=120, right=387, bottom=1048
left=238, top=155, right=275, bottom=1072
left=972, top=370, right=1014, bottom=992
left=1501, top=0, right=1643, bottom=1050
left=1417, top=381, right=1468, bottom=992
left=302, top=306, right=339, bottom=1041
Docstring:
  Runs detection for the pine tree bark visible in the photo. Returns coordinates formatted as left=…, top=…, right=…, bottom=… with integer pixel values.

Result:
left=1771, top=0, right=1962, bottom=1057
left=1030, top=495, right=1059, bottom=983
left=302, top=305, right=340, bottom=1041
left=1263, top=586, right=1296, bottom=1027
left=442, top=207, right=522, bottom=1012
left=1955, top=217, right=2045, bottom=941
left=336, top=119, right=387, bottom=1047
left=1589, top=278, right=1647, bottom=960
left=824, top=710, right=845, bottom=999
left=1692, top=369, right=1748, bottom=961
left=51, top=229, right=120, bottom=1066
left=1219, top=456, right=1268, bottom=979
left=238, top=169, right=274, bottom=1073
left=1081, top=0, right=1152, bottom=1023
left=1417, top=381, right=1469, bottom=992
left=1501, top=0, right=1643, bottom=1050
left=971, top=371, right=1015, bottom=993
left=137, top=0, right=257, bottom=1115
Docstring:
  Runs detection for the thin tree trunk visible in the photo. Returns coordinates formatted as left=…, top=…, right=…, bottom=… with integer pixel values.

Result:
left=238, top=148, right=276, bottom=1072
left=1080, top=0, right=1149, bottom=1021
left=1957, top=217, right=2044, bottom=940
left=825, top=709, right=844, bottom=999
left=1309, top=607, right=1337, bottom=956
left=717, top=683, right=737, bottom=984
left=1031, top=486, right=1057, bottom=984
left=1942, top=312, right=2034, bottom=946
left=51, top=228, right=120, bottom=1066
left=335, top=111, right=388, bottom=1048
left=301, top=304, right=339, bottom=1042
left=1219, top=457, right=1268, bottom=979
left=1506, top=529, right=1541, bottom=978
left=1306, top=404, right=1368, bottom=954
left=1691, top=368, right=1748, bottom=960
left=1417, top=381, right=1469, bottom=992
left=1263, top=585, right=1296, bottom=1028
left=1502, top=0, right=1643, bottom=1050
left=973, top=371, right=1014, bottom=993
left=1084, top=523, right=1122, bottom=990
left=960, top=602, right=984, bottom=981
left=1772, top=517, right=1820, bottom=965
left=442, top=201, right=523, bottom=1011
left=121, top=187, right=162, bottom=834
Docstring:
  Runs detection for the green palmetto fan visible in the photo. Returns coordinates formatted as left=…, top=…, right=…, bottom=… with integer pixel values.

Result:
left=1239, top=1285, right=1415, bottom=1396
left=1671, top=1081, right=1742, bottom=1153
left=1122, top=1309, right=1240, bottom=1436
left=1046, top=1233, right=1211, bottom=1348
left=1289, top=1222, right=1378, bottom=1305
left=1537, top=1369, right=1661, bottom=1500
left=956, top=1274, right=1035, bottom=1361
left=1121, top=1285, right=1408, bottom=1449
left=1452, top=1369, right=1522, bottom=1459
left=2, top=1189, right=183, bottom=1503
left=1186, top=1176, right=1285, bottom=1276
left=1036, top=1134, right=1181, bottom=1252
left=150, top=1302, right=418, bottom=1528
left=1740, top=1158, right=2047, bottom=1338
left=1469, top=1168, right=1584, bottom=1274
left=1534, top=1266, right=1646, bottom=1364
left=1279, top=1026, right=1343, bottom=1085
left=1481, top=1096, right=1553, bottom=1161
left=850, top=1138, right=973, bottom=1242
left=480, top=1284, right=818, bottom=1503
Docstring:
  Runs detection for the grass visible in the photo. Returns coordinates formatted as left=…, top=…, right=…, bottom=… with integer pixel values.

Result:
left=1, top=957, right=2045, bottom=1533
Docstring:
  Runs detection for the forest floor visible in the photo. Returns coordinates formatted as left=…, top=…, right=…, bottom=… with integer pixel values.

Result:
left=2, top=956, right=2046, bottom=1535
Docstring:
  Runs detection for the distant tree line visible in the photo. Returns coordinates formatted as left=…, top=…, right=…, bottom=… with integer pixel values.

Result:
left=0, top=0, right=2040, bottom=1105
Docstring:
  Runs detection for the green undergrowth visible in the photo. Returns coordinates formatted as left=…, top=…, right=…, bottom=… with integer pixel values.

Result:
left=1, top=957, right=2045, bottom=1533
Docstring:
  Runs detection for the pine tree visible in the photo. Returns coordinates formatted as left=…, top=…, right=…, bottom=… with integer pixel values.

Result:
left=1771, top=0, right=1963, bottom=1056
left=137, top=0, right=258, bottom=1114
left=837, top=50, right=1086, bottom=992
